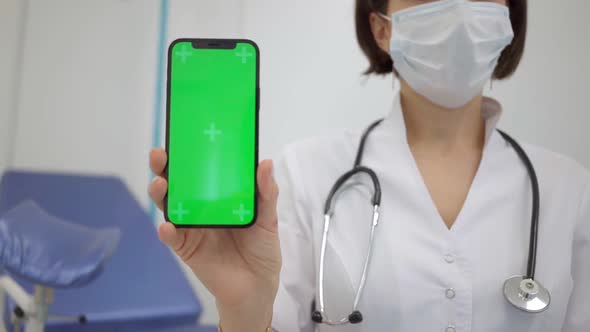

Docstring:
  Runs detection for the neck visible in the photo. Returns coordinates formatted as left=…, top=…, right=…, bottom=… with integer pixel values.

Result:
left=399, top=80, right=486, bottom=152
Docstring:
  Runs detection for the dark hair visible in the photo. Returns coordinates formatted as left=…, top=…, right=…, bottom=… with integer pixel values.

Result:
left=355, top=0, right=527, bottom=79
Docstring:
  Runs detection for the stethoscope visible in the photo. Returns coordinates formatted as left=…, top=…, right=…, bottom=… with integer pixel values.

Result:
left=311, top=119, right=551, bottom=326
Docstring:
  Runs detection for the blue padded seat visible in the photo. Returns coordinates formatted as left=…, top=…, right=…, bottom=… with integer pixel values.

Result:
left=0, top=200, right=120, bottom=288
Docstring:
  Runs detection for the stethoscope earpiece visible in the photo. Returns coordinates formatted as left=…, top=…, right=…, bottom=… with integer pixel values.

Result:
left=348, top=311, right=363, bottom=324
left=311, top=310, right=323, bottom=323
left=503, top=276, right=551, bottom=313
left=310, top=310, right=364, bottom=325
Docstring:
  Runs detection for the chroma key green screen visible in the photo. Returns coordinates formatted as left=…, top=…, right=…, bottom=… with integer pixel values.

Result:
left=165, top=39, right=258, bottom=227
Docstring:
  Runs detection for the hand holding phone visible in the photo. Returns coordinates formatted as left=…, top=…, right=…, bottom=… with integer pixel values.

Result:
left=149, top=149, right=280, bottom=332
left=156, top=39, right=278, bottom=331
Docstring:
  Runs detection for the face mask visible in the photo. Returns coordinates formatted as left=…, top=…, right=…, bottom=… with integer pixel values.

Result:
left=382, top=0, right=514, bottom=109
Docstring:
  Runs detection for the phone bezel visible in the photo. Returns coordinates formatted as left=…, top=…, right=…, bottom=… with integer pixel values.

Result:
left=164, top=38, right=260, bottom=228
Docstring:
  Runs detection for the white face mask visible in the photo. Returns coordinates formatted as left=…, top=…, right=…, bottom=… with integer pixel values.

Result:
left=381, top=0, right=514, bottom=109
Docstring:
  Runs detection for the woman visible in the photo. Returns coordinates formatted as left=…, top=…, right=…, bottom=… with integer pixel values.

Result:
left=149, top=0, right=590, bottom=330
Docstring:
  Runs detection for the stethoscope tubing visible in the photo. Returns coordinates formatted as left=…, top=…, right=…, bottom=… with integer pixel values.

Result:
left=497, top=129, right=539, bottom=280
left=313, top=120, right=546, bottom=325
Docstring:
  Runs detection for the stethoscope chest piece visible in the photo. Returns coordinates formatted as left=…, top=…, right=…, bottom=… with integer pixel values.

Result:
left=503, top=276, right=551, bottom=313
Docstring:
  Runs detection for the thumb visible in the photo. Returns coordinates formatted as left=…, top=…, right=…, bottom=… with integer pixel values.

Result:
left=256, top=159, right=279, bottom=233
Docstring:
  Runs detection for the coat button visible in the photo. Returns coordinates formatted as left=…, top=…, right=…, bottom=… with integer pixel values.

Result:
left=444, top=254, right=455, bottom=263
left=445, top=288, right=456, bottom=299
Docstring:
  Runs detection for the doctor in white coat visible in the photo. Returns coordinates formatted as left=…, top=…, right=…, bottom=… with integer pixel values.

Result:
left=148, top=0, right=590, bottom=331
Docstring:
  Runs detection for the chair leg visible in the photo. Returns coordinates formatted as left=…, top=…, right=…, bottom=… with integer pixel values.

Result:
left=24, top=317, right=43, bottom=332
left=0, top=279, right=52, bottom=332
left=0, top=285, right=7, bottom=332
left=23, top=286, right=52, bottom=332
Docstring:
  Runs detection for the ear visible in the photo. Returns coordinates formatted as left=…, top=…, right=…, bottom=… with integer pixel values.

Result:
left=369, top=12, right=391, bottom=55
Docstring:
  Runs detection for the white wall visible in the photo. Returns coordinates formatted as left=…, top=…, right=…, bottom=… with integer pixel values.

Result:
left=244, top=0, right=394, bottom=160
left=12, top=0, right=159, bottom=209
left=0, top=0, right=24, bottom=174
left=486, top=0, right=590, bottom=167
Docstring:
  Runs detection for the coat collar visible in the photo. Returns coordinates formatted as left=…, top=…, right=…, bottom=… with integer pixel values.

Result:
left=379, top=85, right=503, bottom=149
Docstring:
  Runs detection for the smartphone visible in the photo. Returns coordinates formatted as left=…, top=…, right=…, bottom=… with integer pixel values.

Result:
left=164, top=39, right=259, bottom=227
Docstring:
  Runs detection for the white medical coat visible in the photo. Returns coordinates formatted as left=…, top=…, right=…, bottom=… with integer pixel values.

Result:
left=271, top=93, right=590, bottom=332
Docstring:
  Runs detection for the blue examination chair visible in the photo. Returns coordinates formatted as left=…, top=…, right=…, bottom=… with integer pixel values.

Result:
left=0, top=171, right=213, bottom=331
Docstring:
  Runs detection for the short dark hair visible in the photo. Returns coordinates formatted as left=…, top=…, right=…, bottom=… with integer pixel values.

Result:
left=355, top=0, right=527, bottom=79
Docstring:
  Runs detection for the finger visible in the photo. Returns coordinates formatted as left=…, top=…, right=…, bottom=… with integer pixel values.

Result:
left=148, top=176, right=168, bottom=211
left=176, top=229, right=206, bottom=262
left=149, top=148, right=168, bottom=176
left=158, top=222, right=187, bottom=252
left=256, top=159, right=279, bottom=233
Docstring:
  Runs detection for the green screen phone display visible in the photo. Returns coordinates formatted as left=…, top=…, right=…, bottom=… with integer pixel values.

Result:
left=166, top=39, right=258, bottom=227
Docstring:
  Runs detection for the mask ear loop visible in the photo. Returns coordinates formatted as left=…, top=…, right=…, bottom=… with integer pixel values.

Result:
left=377, top=12, right=391, bottom=22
